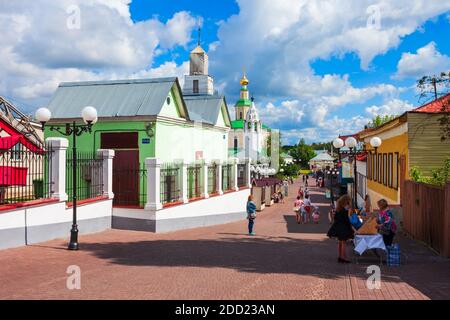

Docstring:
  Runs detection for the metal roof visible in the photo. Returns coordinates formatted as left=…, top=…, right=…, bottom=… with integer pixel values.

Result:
left=46, top=77, right=182, bottom=119
left=184, top=95, right=230, bottom=127
left=310, top=153, right=335, bottom=161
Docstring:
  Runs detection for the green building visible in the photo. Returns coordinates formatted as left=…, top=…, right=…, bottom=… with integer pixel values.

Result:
left=45, top=77, right=231, bottom=206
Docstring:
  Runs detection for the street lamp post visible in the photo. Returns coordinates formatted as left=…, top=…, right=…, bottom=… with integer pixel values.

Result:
left=344, top=137, right=358, bottom=209
left=333, top=136, right=382, bottom=210
left=36, top=106, right=98, bottom=251
left=326, top=168, right=339, bottom=206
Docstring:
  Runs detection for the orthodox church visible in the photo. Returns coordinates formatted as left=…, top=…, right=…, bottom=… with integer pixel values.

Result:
left=228, top=75, right=270, bottom=163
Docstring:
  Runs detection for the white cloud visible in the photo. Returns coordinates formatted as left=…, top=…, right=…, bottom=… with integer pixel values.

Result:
left=208, top=0, right=450, bottom=143
left=365, top=99, right=414, bottom=117
left=394, top=42, right=450, bottom=79
left=0, top=0, right=198, bottom=109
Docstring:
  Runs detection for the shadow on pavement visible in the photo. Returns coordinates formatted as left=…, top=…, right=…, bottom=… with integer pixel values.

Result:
left=81, top=236, right=347, bottom=278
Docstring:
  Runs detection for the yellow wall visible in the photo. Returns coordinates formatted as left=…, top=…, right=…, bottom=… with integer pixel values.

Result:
left=366, top=132, right=408, bottom=207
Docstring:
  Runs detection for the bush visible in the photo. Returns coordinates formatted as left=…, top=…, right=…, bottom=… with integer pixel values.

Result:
left=410, top=157, right=450, bottom=187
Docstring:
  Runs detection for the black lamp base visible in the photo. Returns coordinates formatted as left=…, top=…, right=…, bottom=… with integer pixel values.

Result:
left=68, top=227, right=79, bottom=251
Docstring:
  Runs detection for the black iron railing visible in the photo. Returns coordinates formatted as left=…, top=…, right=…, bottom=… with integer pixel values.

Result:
left=66, top=151, right=103, bottom=202
left=160, top=163, right=181, bottom=205
left=222, top=163, right=233, bottom=191
left=208, top=163, right=217, bottom=195
left=237, top=163, right=247, bottom=187
left=0, top=142, right=53, bottom=206
left=187, top=163, right=203, bottom=199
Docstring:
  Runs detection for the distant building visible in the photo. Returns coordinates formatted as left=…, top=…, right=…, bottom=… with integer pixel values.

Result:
left=309, top=152, right=335, bottom=172
left=281, top=152, right=294, bottom=164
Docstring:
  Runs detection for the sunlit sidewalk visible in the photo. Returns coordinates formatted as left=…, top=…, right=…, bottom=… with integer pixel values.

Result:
left=0, top=178, right=449, bottom=300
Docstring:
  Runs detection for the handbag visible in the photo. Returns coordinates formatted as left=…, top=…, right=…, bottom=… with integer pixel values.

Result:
left=249, top=212, right=256, bottom=219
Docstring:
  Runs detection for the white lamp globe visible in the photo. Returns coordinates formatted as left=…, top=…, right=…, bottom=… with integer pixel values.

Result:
left=81, top=106, right=98, bottom=124
left=35, top=107, right=52, bottom=123
left=370, top=137, right=382, bottom=148
left=333, top=138, right=344, bottom=149
left=345, top=137, right=357, bottom=149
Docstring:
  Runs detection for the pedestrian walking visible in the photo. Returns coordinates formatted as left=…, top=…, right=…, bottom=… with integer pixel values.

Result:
left=298, top=186, right=304, bottom=198
left=278, top=191, right=284, bottom=203
left=246, top=195, right=257, bottom=236
left=327, top=195, right=354, bottom=263
left=293, top=195, right=303, bottom=224
left=283, top=181, right=289, bottom=197
left=303, top=194, right=312, bottom=223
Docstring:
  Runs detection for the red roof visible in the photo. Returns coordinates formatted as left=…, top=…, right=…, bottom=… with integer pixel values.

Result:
left=414, top=93, right=450, bottom=113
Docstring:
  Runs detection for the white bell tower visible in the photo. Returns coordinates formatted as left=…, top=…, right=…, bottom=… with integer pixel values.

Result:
left=244, top=97, right=263, bottom=162
left=183, top=28, right=214, bottom=96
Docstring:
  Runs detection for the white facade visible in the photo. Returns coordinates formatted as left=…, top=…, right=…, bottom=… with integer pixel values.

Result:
left=183, top=74, right=214, bottom=96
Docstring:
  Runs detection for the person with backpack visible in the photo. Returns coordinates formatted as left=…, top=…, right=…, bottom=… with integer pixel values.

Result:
left=246, top=195, right=257, bottom=236
left=376, top=199, right=397, bottom=246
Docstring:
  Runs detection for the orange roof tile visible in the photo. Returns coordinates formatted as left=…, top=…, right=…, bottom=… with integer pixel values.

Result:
left=414, top=93, right=450, bottom=113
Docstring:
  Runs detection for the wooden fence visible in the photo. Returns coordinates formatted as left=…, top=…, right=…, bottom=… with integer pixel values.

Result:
left=402, top=180, right=450, bottom=257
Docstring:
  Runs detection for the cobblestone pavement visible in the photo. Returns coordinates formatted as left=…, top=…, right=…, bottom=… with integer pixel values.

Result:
left=0, top=177, right=449, bottom=300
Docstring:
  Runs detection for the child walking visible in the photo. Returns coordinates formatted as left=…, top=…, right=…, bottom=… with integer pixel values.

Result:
left=246, top=195, right=257, bottom=236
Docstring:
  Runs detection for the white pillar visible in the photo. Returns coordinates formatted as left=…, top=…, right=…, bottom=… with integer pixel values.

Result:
left=245, top=157, right=252, bottom=188
left=214, top=159, right=224, bottom=195
left=230, top=157, right=239, bottom=191
left=97, top=149, right=115, bottom=199
left=175, top=159, right=189, bottom=203
left=145, top=158, right=162, bottom=211
left=202, top=161, right=209, bottom=199
left=46, top=137, right=68, bottom=202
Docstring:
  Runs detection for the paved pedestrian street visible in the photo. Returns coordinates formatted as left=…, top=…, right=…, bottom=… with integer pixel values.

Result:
left=0, top=178, right=449, bottom=300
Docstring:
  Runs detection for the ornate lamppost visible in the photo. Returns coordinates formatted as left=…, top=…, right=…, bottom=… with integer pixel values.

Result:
left=333, top=136, right=382, bottom=209
left=35, top=106, right=98, bottom=250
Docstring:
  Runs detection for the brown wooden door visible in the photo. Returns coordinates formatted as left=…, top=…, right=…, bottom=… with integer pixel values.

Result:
left=100, top=132, right=140, bottom=206
left=112, top=150, right=140, bottom=206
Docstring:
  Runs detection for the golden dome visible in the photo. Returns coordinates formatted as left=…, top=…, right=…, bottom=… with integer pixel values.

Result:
left=240, top=74, right=249, bottom=86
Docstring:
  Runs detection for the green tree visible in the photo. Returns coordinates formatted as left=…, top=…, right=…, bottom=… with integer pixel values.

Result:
left=367, top=114, right=396, bottom=128
left=289, top=138, right=316, bottom=169
left=410, top=157, right=450, bottom=187
left=310, top=141, right=332, bottom=151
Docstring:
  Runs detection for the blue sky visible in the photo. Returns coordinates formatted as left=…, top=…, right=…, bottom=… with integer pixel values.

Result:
left=1, top=0, right=450, bottom=144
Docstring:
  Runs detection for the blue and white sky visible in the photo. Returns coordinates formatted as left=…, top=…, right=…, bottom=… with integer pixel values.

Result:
left=1, top=0, right=450, bottom=144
